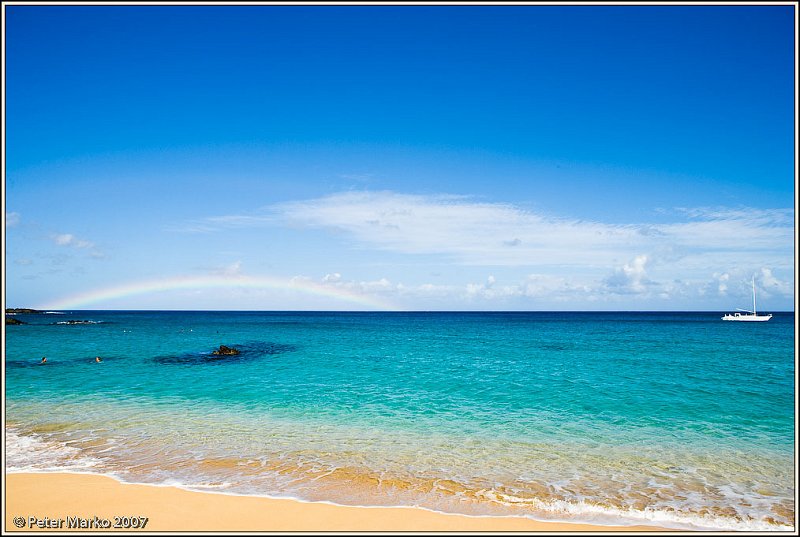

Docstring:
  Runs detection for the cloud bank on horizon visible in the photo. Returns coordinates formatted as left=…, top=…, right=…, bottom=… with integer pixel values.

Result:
left=151, top=190, right=791, bottom=310
left=7, top=190, right=795, bottom=311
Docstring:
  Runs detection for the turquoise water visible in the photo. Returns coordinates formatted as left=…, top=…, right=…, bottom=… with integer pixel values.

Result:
left=5, top=311, right=795, bottom=530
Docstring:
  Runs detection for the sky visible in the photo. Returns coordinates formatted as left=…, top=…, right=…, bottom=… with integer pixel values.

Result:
left=3, top=4, right=796, bottom=311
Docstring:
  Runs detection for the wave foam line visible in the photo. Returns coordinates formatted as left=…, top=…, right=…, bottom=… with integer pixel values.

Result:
left=478, top=489, right=792, bottom=532
left=6, top=428, right=791, bottom=532
left=6, top=428, right=102, bottom=473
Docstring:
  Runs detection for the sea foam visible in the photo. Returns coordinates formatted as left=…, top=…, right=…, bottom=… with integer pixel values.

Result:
left=6, top=428, right=101, bottom=473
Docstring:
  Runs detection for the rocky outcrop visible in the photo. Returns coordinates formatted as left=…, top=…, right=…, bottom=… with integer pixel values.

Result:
left=6, top=308, right=43, bottom=314
left=212, top=345, right=240, bottom=356
left=5, top=317, right=26, bottom=325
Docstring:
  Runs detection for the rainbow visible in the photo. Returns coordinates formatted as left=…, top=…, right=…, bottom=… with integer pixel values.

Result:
left=39, top=274, right=397, bottom=311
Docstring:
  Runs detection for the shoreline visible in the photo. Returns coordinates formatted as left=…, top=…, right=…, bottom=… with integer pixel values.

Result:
left=6, top=472, right=668, bottom=532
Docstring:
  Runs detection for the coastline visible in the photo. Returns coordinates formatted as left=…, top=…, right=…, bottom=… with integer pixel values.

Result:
left=5, top=472, right=667, bottom=532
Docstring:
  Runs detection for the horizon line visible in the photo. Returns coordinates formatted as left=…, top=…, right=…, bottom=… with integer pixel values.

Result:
left=6, top=308, right=796, bottom=313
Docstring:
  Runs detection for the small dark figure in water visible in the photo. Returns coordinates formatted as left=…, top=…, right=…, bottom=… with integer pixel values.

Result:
left=95, top=356, right=102, bottom=363
left=40, top=357, right=47, bottom=364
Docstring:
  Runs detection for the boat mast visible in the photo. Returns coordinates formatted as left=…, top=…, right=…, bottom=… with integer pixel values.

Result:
left=752, top=275, right=757, bottom=315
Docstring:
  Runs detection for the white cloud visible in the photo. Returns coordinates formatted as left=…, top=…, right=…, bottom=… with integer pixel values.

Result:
left=675, top=206, right=793, bottom=224
left=359, top=278, right=393, bottom=292
left=274, top=192, right=793, bottom=273
left=604, top=254, right=651, bottom=294
left=716, top=272, right=730, bottom=295
left=173, top=192, right=793, bottom=308
left=323, top=272, right=342, bottom=283
left=299, top=273, right=400, bottom=296
left=212, top=260, right=243, bottom=277
left=289, top=275, right=313, bottom=286
left=49, top=232, right=106, bottom=260
left=414, top=282, right=458, bottom=297
left=759, top=267, right=793, bottom=297
left=521, top=273, right=578, bottom=299
left=6, top=212, right=20, bottom=227
left=53, top=233, right=94, bottom=249
left=466, top=275, right=494, bottom=298
left=283, top=266, right=791, bottom=310
left=277, top=191, right=650, bottom=266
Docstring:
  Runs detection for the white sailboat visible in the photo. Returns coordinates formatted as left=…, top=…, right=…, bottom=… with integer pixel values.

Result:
left=721, top=276, right=772, bottom=322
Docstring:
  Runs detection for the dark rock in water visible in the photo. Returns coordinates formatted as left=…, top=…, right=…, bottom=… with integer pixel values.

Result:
left=212, top=345, right=240, bottom=356
left=153, top=341, right=296, bottom=365
left=5, top=316, right=26, bottom=325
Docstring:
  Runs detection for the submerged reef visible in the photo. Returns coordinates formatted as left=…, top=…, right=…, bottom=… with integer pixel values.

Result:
left=153, top=341, right=296, bottom=366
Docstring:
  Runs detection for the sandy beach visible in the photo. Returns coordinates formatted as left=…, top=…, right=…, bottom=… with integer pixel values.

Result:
left=6, top=472, right=667, bottom=532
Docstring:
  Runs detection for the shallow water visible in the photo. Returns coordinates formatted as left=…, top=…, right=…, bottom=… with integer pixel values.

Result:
left=5, top=311, right=795, bottom=530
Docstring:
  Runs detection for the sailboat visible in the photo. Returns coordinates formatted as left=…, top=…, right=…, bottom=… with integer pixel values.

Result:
left=721, top=276, right=772, bottom=321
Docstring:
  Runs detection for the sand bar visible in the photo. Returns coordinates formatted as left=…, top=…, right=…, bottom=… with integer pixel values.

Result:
left=6, top=472, right=667, bottom=532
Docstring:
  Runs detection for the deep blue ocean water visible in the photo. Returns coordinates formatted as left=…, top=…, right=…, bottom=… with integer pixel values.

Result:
left=5, top=311, right=795, bottom=530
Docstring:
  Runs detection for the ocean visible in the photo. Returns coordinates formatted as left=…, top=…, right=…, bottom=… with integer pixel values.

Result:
left=4, top=311, right=795, bottom=530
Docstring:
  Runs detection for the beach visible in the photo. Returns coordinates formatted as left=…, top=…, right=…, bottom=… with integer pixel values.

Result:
left=6, top=472, right=665, bottom=532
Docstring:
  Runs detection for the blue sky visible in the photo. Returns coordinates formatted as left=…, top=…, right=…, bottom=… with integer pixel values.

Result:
left=4, top=4, right=796, bottom=311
